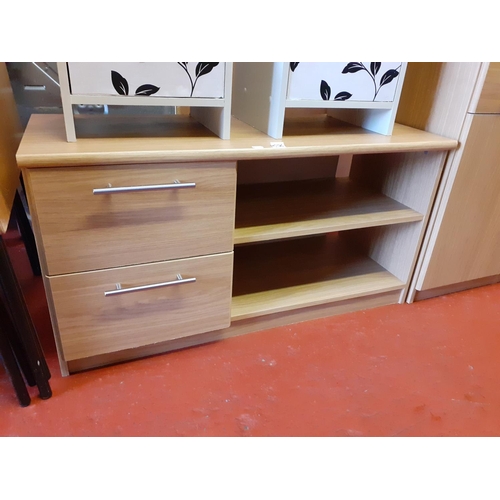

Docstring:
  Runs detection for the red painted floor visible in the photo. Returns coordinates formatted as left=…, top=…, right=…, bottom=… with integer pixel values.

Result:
left=1, top=229, right=500, bottom=437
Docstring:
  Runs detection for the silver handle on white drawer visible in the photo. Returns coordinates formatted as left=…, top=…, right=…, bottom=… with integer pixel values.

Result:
left=104, top=274, right=196, bottom=297
left=93, top=180, right=196, bottom=194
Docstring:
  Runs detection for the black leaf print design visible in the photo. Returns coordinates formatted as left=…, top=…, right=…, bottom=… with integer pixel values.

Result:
left=320, top=80, right=331, bottom=100
left=111, top=70, right=129, bottom=96
left=290, top=62, right=299, bottom=72
left=135, top=84, right=160, bottom=96
left=178, top=62, right=221, bottom=97
left=370, top=62, right=381, bottom=76
left=111, top=70, right=159, bottom=97
left=340, top=63, right=402, bottom=101
left=342, top=62, right=364, bottom=74
left=195, top=62, right=219, bottom=78
left=334, top=91, right=352, bottom=101
left=380, top=69, right=400, bottom=87
left=320, top=84, right=352, bottom=101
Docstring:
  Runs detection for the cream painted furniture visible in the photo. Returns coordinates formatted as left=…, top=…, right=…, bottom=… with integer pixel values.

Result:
left=232, top=62, right=407, bottom=138
left=16, top=112, right=456, bottom=375
left=397, top=63, right=500, bottom=301
left=58, top=62, right=233, bottom=141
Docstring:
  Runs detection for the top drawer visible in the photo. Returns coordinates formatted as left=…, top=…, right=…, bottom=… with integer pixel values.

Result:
left=27, top=162, right=236, bottom=275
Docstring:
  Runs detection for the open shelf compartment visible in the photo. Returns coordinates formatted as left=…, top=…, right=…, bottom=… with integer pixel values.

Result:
left=231, top=233, right=405, bottom=321
left=234, top=176, right=423, bottom=245
left=234, top=152, right=427, bottom=246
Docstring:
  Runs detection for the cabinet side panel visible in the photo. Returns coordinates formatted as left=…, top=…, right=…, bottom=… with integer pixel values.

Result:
left=57, top=62, right=76, bottom=142
left=396, top=63, right=482, bottom=299
left=22, top=169, right=69, bottom=376
left=350, top=151, right=447, bottom=215
left=472, top=63, right=500, bottom=113
left=344, top=223, right=422, bottom=285
left=231, top=62, right=287, bottom=139
left=190, top=106, right=229, bottom=140
left=396, top=62, right=480, bottom=139
left=348, top=150, right=446, bottom=285
left=190, top=63, right=232, bottom=139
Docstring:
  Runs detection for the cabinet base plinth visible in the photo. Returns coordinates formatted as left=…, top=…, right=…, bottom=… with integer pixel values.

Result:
left=66, top=290, right=401, bottom=374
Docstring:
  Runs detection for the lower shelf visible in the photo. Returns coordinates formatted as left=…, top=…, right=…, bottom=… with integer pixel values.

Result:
left=231, top=234, right=405, bottom=321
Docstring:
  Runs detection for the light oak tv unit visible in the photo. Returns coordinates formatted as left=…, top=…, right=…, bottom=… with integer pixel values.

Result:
left=16, top=112, right=456, bottom=375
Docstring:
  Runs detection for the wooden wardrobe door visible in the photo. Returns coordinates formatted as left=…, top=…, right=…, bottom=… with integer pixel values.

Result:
left=420, top=114, right=500, bottom=290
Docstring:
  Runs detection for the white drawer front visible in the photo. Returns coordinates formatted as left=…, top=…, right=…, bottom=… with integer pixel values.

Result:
left=68, top=62, right=225, bottom=98
left=287, top=62, right=403, bottom=102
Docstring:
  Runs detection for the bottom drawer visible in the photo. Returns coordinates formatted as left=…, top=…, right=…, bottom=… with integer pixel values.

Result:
left=48, top=252, right=233, bottom=361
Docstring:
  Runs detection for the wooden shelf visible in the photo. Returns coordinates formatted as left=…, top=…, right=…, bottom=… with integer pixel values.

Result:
left=231, top=234, right=404, bottom=321
left=234, top=177, right=423, bottom=245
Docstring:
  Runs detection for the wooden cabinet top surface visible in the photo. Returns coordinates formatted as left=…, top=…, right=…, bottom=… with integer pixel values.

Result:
left=16, top=113, right=457, bottom=169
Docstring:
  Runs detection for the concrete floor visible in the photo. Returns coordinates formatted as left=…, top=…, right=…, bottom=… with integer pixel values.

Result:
left=1, top=228, right=500, bottom=437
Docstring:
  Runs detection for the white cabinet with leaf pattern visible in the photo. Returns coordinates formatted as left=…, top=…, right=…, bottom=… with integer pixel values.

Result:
left=232, top=62, right=407, bottom=139
left=58, top=62, right=233, bottom=141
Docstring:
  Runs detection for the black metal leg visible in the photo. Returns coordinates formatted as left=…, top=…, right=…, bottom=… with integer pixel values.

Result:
left=12, top=189, right=41, bottom=276
left=0, top=235, right=51, bottom=399
left=0, top=300, right=31, bottom=407
left=0, top=306, right=37, bottom=387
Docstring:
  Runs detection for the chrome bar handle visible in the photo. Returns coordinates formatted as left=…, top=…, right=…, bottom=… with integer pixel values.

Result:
left=93, top=180, right=196, bottom=195
left=104, top=274, right=196, bottom=297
